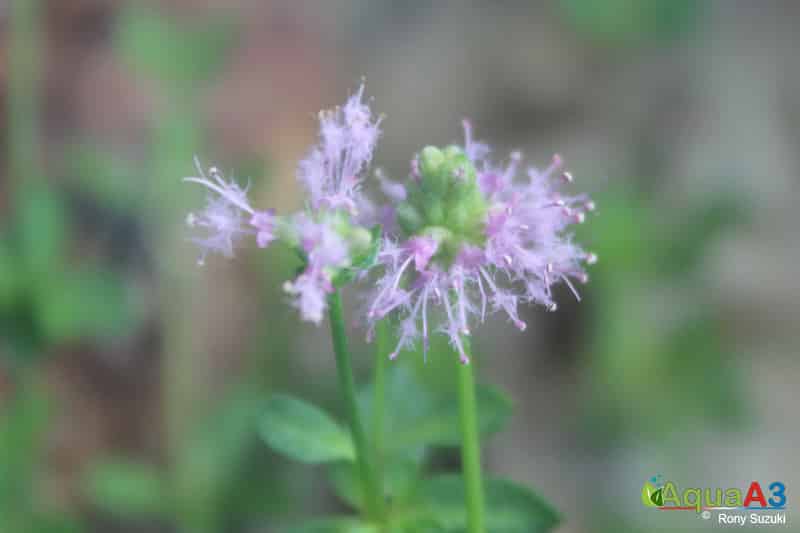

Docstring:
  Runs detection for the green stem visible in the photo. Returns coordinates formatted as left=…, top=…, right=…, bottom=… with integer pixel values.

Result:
left=457, top=339, right=486, bottom=533
left=371, top=319, right=389, bottom=498
left=327, top=290, right=384, bottom=519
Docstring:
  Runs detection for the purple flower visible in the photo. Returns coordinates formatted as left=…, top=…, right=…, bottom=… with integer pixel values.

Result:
left=366, top=121, right=596, bottom=363
left=184, top=158, right=276, bottom=265
left=282, top=214, right=353, bottom=324
left=251, top=210, right=277, bottom=248
left=298, top=83, right=382, bottom=219
left=183, top=85, right=381, bottom=326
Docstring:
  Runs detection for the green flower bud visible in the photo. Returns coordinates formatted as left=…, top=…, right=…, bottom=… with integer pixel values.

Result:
left=397, top=203, right=423, bottom=235
left=348, top=226, right=373, bottom=257
left=423, top=198, right=445, bottom=226
left=420, top=146, right=445, bottom=177
left=398, top=145, right=489, bottom=268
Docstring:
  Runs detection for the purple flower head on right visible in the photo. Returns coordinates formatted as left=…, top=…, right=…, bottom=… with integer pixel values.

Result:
left=366, top=121, right=596, bottom=363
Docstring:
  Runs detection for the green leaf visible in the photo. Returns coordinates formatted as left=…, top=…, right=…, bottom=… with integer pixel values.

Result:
left=472, top=385, right=514, bottom=438
left=15, top=183, right=68, bottom=274
left=417, top=475, right=560, bottom=533
left=360, top=366, right=512, bottom=452
left=260, top=394, right=354, bottom=464
left=326, top=454, right=420, bottom=511
left=36, top=269, right=134, bottom=342
left=282, top=517, right=379, bottom=533
left=85, top=460, right=166, bottom=517
left=326, top=462, right=363, bottom=510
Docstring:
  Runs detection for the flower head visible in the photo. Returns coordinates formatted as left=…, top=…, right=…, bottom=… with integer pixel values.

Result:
left=367, top=121, right=596, bottom=363
left=184, top=86, right=380, bottom=325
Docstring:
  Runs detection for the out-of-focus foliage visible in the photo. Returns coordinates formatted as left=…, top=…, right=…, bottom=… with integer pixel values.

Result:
left=0, top=384, right=83, bottom=533
left=558, top=0, right=700, bottom=44
left=86, top=460, right=167, bottom=517
left=117, top=7, right=234, bottom=91
left=0, top=183, right=136, bottom=365
left=86, top=386, right=288, bottom=532
left=578, top=187, right=748, bottom=442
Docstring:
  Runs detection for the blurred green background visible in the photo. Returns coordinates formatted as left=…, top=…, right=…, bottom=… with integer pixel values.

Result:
left=1, top=1, right=798, bottom=532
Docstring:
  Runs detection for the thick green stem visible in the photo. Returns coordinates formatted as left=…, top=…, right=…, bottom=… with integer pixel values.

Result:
left=327, top=291, right=384, bottom=519
left=457, top=339, right=486, bottom=533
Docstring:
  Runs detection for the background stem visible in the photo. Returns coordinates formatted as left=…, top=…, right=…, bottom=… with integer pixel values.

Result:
left=327, top=291, right=384, bottom=519
left=371, top=319, right=389, bottom=498
left=457, top=339, right=486, bottom=533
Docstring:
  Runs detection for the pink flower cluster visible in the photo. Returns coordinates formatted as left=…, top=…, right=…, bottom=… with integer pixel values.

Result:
left=184, top=85, right=380, bottom=323
left=366, top=121, right=596, bottom=363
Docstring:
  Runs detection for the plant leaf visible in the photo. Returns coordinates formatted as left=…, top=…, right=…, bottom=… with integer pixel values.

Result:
left=326, top=454, right=420, bottom=511
left=259, top=394, right=354, bottom=464
left=394, top=385, right=511, bottom=448
left=360, top=366, right=512, bottom=451
left=326, top=462, right=363, bottom=510
left=416, top=475, right=560, bottom=533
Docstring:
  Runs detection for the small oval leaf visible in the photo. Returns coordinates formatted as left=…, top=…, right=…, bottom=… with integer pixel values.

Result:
left=260, top=394, right=354, bottom=464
